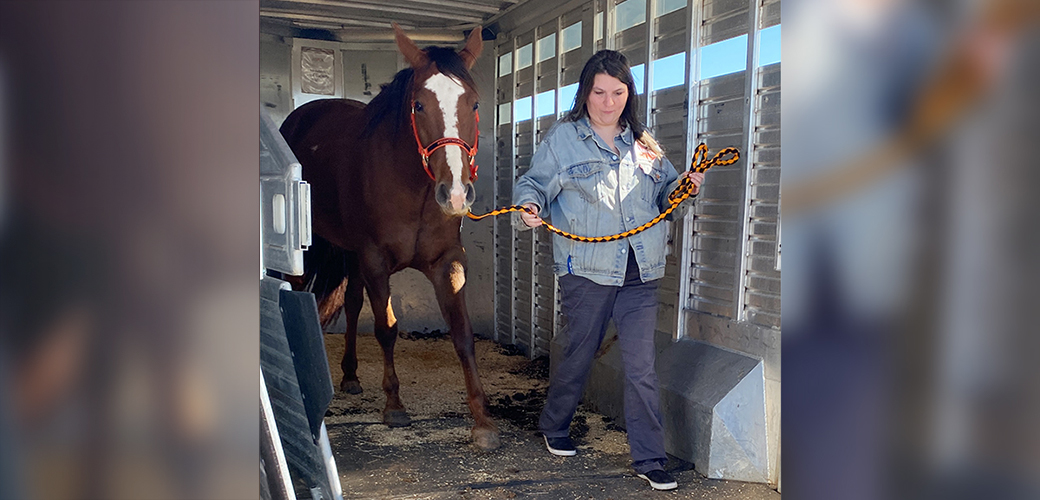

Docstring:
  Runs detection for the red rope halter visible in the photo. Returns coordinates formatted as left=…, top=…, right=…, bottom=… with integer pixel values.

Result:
left=409, top=107, right=480, bottom=182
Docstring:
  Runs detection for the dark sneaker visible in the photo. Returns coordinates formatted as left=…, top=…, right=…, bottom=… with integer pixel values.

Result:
left=637, top=469, right=678, bottom=491
left=543, top=435, right=576, bottom=456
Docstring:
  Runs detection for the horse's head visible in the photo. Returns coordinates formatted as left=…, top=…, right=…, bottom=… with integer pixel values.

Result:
left=394, top=23, right=483, bottom=217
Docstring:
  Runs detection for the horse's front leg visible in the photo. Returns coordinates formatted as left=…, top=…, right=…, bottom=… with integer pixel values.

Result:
left=360, top=263, right=410, bottom=427
left=426, top=251, right=501, bottom=450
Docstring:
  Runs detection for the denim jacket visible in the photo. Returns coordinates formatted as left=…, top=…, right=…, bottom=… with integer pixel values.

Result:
left=512, top=117, right=691, bottom=286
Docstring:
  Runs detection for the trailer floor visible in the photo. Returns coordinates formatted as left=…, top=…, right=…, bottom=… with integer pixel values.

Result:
left=323, top=332, right=780, bottom=500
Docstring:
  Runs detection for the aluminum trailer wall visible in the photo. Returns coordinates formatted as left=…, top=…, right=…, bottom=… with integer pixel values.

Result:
left=489, top=0, right=780, bottom=486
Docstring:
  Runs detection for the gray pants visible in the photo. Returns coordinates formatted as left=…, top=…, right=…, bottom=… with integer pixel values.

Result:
left=539, top=253, right=667, bottom=474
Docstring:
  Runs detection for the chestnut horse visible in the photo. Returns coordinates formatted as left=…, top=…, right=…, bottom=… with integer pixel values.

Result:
left=279, top=25, right=499, bottom=450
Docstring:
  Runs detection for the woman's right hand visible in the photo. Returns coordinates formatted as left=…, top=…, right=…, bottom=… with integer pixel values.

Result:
left=520, top=203, right=542, bottom=227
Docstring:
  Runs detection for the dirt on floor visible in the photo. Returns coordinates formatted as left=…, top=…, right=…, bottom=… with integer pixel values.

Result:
left=323, top=331, right=780, bottom=500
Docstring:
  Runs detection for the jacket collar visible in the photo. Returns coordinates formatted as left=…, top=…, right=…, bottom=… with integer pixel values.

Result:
left=575, top=116, right=633, bottom=145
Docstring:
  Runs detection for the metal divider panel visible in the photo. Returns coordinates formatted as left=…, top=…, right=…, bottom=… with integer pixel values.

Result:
left=562, top=7, right=586, bottom=36
left=496, top=132, right=512, bottom=186
left=515, top=80, right=534, bottom=102
left=496, top=243, right=512, bottom=343
left=532, top=17, right=558, bottom=358
left=756, top=64, right=781, bottom=129
left=495, top=224, right=514, bottom=338
left=657, top=251, right=683, bottom=336
left=536, top=21, right=559, bottom=94
left=514, top=230, right=535, bottom=354
left=648, top=3, right=689, bottom=338
left=497, top=42, right=515, bottom=130
left=535, top=118, right=554, bottom=144
left=512, top=89, right=535, bottom=353
left=515, top=120, right=535, bottom=172
left=260, top=276, right=331, bottom=499
left=701, top=0, right=750, bottom=46
left=561, top=7, right=590, bottom=86
left=688, top=67, right=748, bottom=319
left=515, top=118, right=533, bottom=170
left=697, top=73, right=746, bottom=135
left=532, top=230, right=555, bottom=358
left=261, top=110, right=310, bottom=276
left=616, top=9, right=647, bottom=119
left=495, top=38, right=518, bottom=348
left=515, top=145, right=534, bottom=169
left=651, top=87, right=689, bottom=172
left=743, top=62, right=781, bottom=329
left=495, top=38, right=515, bottom=344
left=515, top=31, right=536, bottom=98
left=655, top=7, right=689, bottom=58
left=561, top=41, right=587, bottom=86
left=616, top=39, right=647, bottom=69
left=761, top=0, right=781, bottom=28
left=531, top=164, right=555, bottom=358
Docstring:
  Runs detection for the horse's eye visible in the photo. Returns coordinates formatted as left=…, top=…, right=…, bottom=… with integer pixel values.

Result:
left=473, top=102, right=479, bottom=111
left=413, top=101, right=423, bottom=112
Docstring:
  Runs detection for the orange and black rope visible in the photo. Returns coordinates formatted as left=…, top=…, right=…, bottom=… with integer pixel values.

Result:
left=466, top=143, right=740, bottom=242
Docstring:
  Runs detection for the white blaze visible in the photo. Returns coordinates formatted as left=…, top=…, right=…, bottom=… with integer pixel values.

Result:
left=423, top=73, right=467, bottom=205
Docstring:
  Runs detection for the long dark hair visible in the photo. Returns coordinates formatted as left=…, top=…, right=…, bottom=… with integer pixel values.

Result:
left=564, top=50, right=645, bottom=136
left=563, top=50, right=663, bottom=155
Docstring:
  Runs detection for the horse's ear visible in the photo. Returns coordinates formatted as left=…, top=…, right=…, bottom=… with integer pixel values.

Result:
left=459, top=26, right=484, bottom=69
left=393, top=22, right=427, bottom=68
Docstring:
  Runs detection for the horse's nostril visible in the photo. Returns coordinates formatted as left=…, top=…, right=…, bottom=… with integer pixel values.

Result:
left=435, top=183, right=450, bottom=205
left=465, top=184, right=475, bottom=204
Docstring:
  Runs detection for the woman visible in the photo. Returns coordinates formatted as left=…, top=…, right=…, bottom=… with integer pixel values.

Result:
left=512, top=50, right=704, bottom=492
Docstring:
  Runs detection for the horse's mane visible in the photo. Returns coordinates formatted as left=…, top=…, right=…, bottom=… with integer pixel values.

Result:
left=363, top=46, right=478, bottom=140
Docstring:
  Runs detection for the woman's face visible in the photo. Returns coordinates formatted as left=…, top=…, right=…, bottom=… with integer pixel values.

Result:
left=586, top=73, right=628, bottom=128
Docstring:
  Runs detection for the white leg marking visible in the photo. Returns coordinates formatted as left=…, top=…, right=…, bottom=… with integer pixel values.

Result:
left=449, top=261, right=466, bottom=294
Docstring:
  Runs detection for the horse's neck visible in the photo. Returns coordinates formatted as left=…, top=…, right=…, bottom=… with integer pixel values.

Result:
left=352, top=119, right=435, bottom=219
left=373, top=120, right=428, bottom=185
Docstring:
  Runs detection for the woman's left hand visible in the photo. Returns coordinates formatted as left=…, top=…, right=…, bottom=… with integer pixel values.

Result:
left=680, top=171, right=705, bottom=196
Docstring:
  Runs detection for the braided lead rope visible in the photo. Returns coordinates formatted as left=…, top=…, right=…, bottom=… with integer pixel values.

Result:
left=466, top=143, right=740, bottom=243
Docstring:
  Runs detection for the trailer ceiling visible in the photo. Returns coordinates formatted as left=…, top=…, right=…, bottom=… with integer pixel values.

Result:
left=261, top=0, right=528, bottom=43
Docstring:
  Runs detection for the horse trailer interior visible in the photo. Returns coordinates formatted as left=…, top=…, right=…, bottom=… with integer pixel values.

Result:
left=261, top=0, right=781, bottom=494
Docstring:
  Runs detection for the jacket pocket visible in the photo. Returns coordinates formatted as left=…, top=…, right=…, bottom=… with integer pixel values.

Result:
left=639, top=161, right=667, bottom=203
left=564, top=160, right=608, bottom=203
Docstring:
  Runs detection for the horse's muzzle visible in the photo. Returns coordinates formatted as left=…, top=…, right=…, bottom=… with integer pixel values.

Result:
left=436, top=182, right=475, bottom=215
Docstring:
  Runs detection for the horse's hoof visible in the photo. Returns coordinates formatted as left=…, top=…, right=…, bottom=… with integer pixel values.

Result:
left=383, top=409, right=411, bottom=427
left=471, top=426, right=501, bottom=451
left=340, top=379, right=363, bottom=395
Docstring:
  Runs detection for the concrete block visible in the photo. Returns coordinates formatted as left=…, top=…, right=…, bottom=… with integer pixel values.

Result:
left=567, top=330, right=768, bottom=483
left=658, top=340, right=767, bottom=482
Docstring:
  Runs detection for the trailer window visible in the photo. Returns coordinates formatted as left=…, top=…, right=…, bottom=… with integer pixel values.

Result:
left=630, top=63, right=645, bottom=94
left=699, top=34, right=747, bottom=79
left=759, top=24, right=781, bottom=66
left=537, top=34, right=556, bottom=62
left=615, top=0, right=646, bottom=32
left=558, top=83, right=578, bottom=115
left=561, top=22, right=582, bottom=53
left=499, top=52, right=513, bottom=77
left=656, top=0, right=686, bottom=17
left=517, top=44, right=533, bottom=70
left=651, top=52, right=685, bottom=91
left=514, top=95, right=532, bottom=122
left=498, top=102, right=511, bottom=126
left=535, top=90, right=555, bottom=118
